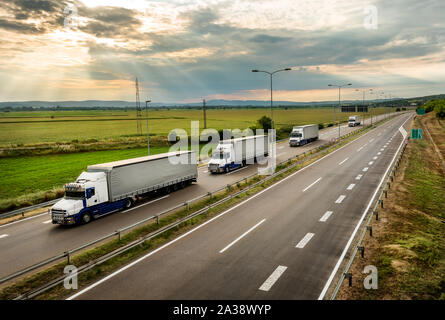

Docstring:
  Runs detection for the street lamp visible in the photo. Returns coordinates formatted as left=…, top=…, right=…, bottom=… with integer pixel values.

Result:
left=355, top=88, right=373, bottom=125
left=252, top=68, right=292, bottom=131
left=145, top=100, right=151, bottom=156
left=328, top=83, right=352, bottom=140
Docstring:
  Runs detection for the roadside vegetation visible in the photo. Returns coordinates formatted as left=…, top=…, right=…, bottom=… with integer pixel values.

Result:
left=337, top=112, right=445, bottom=300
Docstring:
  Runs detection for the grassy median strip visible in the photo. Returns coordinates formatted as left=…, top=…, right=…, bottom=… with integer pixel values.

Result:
left=0, top=117, right=391, bottom=300
left=336, top=113, right=445, bottom=300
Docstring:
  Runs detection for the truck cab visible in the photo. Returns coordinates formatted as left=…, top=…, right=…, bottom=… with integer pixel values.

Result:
left=51, top=172, right=110, bottom=225
left=348, top=115, right=361, bottom=127
left=208, top=143, right=240, bottom=173
left=289, top=129, right=303, bottom=147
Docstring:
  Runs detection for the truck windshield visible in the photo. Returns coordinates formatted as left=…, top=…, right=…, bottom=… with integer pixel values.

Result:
left=212, top=152, right=225, bottom=159
left=290, top=132, right=302, bottom=138
left=65, top=191, right=85, bottom=199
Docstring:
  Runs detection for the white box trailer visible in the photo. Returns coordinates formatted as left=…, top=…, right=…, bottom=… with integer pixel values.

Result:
left=208, top=135, right=269, bottom=173
left=289, top=124, right=319, bottom=146
left=51, top=151, right=197, bottom=225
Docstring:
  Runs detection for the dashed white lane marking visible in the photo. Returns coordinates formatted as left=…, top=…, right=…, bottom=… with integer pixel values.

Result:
left=259, top=266, right=288, bottom=292
left=302, top=177, right=322, bottom=192
left=347, top=184, right=356, bottom=190
left=369, top=138, right=375, bottom=142
left=335, top=195, right=346, bottom=203
left=380, top=148, right=384, bottom=151
left=0, top=234, right=9, bottom=239
left=363, top=167, right=369, bottom=172
left=278, top=146, right=285, bottom=149
left=203, top=170, right=208, bottom=173
left=373, top=156, right=378, bottom=160
left=43, top=220, right=52, bottom=224
left=357, top=146, right=364, bottom=152
left=219, top=219, right=266, bottom=253
left=368, top=161, right=374, bottom=165
left=338, top=157, right=349, bottom=165
left=319, top=211, right=333, bottom=222
left=355, top=174, right=363, bottom=180
left=378, top=133, right=382, bottom=136
left=296, top=233, right=315, bottom=248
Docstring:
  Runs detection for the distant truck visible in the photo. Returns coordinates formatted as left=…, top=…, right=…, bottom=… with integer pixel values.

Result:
left=51, top=151, right=197, bottom=225
left=208, top=135, right=269, bottom=173
left=348, top=115, right=361, bottom=127
left=289, top=124, right=319, bottom=147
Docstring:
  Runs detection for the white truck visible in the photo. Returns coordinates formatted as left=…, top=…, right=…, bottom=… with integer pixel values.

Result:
left=208, top=135, right=269, bottom=173
left=51, top=151, right=197, bottom=225
left=289, top=124, right=319, bottom=147
left=348, top=115, right=361, bottom=127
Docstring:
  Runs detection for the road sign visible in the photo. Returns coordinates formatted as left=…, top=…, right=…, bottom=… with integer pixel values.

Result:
left=416, top=108, right=425, bottom=115
left=411, top=128, right=423, bottom=139
left=341, top=106, right=356, bottom=112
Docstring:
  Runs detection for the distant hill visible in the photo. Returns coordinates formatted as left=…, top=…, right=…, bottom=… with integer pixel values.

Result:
left=0, top=94, right=443, bottom=109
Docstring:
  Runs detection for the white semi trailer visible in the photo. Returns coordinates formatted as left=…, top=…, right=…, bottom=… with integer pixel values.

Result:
left=51, top=151, right=197, bottom=225
left=348, top=115, right=361, bottom=127
left=208, top=135, right=269, bottom=173
left=289, top=124, right=319, bottom=147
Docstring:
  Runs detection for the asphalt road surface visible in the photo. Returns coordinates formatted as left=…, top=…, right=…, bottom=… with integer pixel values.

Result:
left=67, top=112, right=413, bottom=299
left=0, top=112, right=400, bottom=279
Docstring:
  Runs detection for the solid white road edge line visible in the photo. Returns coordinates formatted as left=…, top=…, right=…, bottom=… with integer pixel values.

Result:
left=302, top=177, right=322, bottom=192
left=319, top=211, right=333, bottom=222
left=318, top=113, right=412, bottom=300
left=259, top=265, right=288, bottom=292
left=296, top=232, right=315, bottom=248
left=219, top=218, right=266, bottom=253
left=67, top=114, right=404, bottom=300
left=122, top=195, right=170, bottom=213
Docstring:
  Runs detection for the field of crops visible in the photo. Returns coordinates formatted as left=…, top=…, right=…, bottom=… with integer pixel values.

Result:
left=0, top=108, right=388, bottom=146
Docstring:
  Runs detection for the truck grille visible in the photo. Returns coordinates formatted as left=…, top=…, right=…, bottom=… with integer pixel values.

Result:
left=209, top=164, right=219, bottom=172
left=51, top=209, right=66, bottom=222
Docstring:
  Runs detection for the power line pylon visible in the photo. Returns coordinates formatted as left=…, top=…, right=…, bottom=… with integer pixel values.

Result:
left=135, top=77, right=142, bottom=135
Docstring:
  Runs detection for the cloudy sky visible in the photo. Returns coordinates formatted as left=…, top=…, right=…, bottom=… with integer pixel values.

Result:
left=0, top=0, right=444, bottom=102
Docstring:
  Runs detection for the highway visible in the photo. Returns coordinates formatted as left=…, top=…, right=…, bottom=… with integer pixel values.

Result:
left=68, top=112, right=412, bottom=299
left=0, top=112, right=396, bottom=279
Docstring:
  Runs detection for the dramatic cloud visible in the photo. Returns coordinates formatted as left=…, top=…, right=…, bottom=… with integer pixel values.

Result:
left=0, top=0, right=444, bottom=102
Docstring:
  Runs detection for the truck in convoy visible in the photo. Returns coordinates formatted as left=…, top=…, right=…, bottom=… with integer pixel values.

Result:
left=208, top=135, right=269, bottom=173
left=51, top=151, right=197, bottom=225
left=348, top=115, right=361, bottom=127
left=289, top=124, right=319, bottom=147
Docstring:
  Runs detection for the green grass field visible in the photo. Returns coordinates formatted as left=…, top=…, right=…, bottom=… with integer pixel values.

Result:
left=0, top=108, right=389, bottom=146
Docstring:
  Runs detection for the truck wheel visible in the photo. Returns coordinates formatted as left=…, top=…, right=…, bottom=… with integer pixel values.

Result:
left=124, top=198, right=133, bottom=209
left=81, top=212, right=92, bottom=224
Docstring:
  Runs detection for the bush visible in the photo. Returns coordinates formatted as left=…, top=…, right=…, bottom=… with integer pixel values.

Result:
left=257, top=116, right=272, bottom=131
left=318, top=123, right=325, bottom=130
left=396, top=108, right=401, bottom=112
left=435, top=102, right=445, bottom=119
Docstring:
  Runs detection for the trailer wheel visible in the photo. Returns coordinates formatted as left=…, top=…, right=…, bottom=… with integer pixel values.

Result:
left=81, top=212, right=92, bottom=224
left=124, top=198, right=133, bottom=209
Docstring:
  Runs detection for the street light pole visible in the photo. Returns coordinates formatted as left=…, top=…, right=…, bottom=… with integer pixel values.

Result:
left=328, top=83, right=352, bottom=140
left=252, top=68, right=292, bottom=131
left=145, top=100, right=151, bottom=156
left=356, top=88, right=373, bottom=125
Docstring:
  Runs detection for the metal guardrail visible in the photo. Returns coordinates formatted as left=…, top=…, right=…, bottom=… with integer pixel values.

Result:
left=0, top=198, right=60, bottom=220
left=329, top=114, right=412, bottom=300
left=1, top=113, right=401, bottom=292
